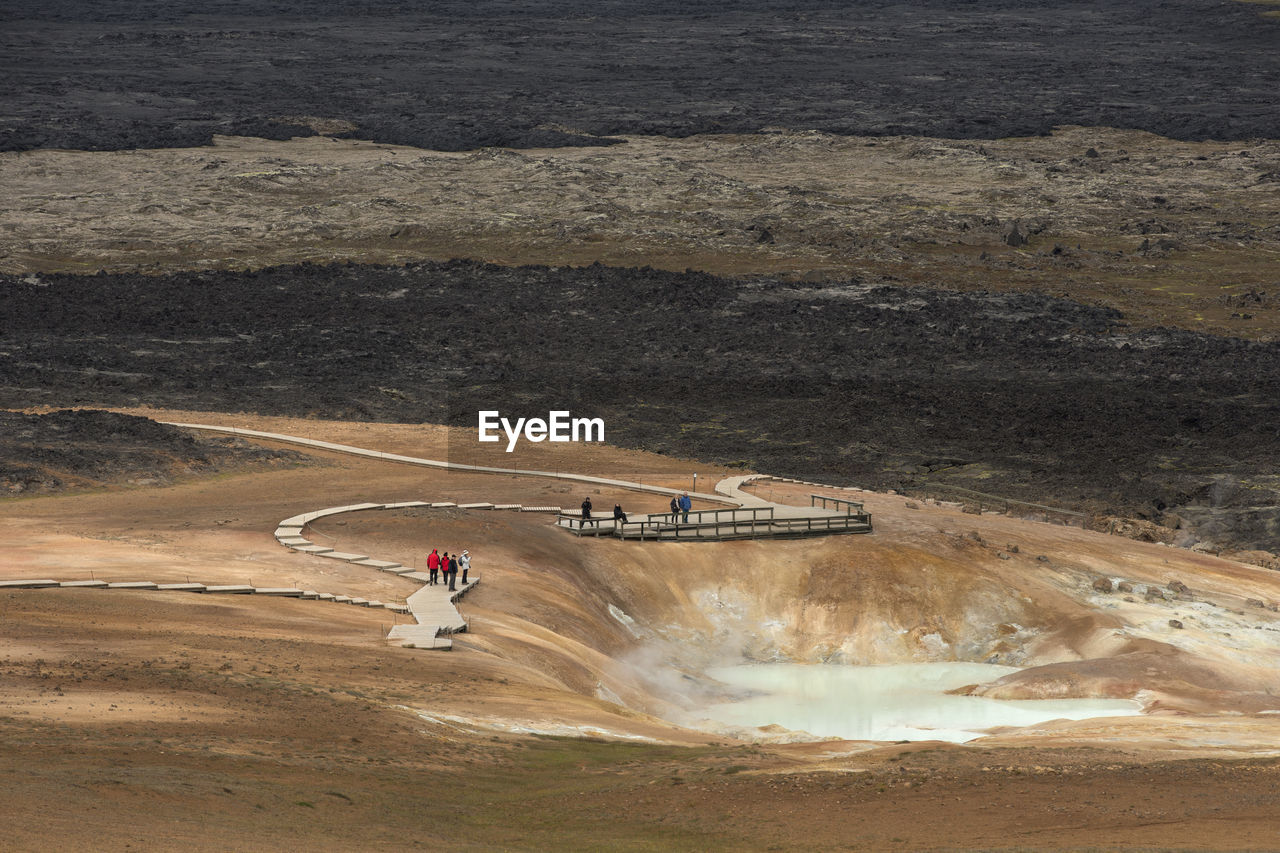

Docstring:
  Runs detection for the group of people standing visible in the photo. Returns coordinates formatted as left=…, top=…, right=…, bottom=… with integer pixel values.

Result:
left=577, top=491, right=693, bottom=529
left=425, top=548, right=470, bottom=591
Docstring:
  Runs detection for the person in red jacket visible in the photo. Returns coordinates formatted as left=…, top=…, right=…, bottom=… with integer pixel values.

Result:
left=427, top=548, right=440, bottom=585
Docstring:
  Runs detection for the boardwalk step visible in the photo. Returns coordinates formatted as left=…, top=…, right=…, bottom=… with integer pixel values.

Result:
left=353, top=559, right=402, bottom=570
left=316, top=503, right=384, bottom=516
left=0, top=579, right=60, bottom=589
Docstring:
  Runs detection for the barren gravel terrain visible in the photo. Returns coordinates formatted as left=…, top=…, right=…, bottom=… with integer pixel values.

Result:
left=4, top=127, right=1278, bottom=338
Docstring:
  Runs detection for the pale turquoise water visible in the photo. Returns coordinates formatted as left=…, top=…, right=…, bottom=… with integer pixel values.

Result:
left=702, top=662, right=1142, bottom=744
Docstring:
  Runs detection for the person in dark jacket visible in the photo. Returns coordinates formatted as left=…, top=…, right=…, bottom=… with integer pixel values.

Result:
left=581, top=496, right=594, bottom=527
left=669, top=496, right=679, bottom=523
left=613, top=504, right=628, bottom=526
left=447, top=553, right=458, bottom=591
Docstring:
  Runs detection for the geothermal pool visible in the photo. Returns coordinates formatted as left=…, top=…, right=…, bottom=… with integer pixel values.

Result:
left=701, top=662, right=1142, bottom=744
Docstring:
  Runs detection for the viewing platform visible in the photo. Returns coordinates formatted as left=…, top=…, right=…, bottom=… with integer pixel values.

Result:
left=556, top=484, right=872, bottom=542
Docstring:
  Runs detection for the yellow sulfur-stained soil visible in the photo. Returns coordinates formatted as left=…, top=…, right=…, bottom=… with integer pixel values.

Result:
left=3, top=411, right=1280, bottom=850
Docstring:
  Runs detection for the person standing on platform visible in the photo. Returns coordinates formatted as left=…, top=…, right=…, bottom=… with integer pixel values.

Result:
left=447, top=552, right=459, bottom=591
left=669, top=496, right=679, bottom=523
left=459, top=549, right=471, bottom=584
left=581, top=496, right=593, bottom=527
left=678, top=491, right=692, bottom=524
left=427, top=548, right=440, bottom=585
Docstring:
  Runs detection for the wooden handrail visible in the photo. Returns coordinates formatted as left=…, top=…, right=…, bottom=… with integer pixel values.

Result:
left=809, top=494, right=864, bottom=514
left=562, top=505, right=873, bottom=542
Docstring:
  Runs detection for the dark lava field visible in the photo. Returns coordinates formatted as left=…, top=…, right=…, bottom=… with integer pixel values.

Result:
left=3, top=262, right=1279, bottom=553
left=4, top=0, right=1279, bottom=152
left=0, top=409, right=306, bottom=496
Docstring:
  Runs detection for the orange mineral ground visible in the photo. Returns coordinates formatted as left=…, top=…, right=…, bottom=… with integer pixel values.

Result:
left=3, top=409, right=1280, bottom=851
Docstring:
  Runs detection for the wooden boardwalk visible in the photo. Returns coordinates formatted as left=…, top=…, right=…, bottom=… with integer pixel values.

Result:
left=0, top=425, right=875, bottom=652
left=559, top=474, right=874, bottom=542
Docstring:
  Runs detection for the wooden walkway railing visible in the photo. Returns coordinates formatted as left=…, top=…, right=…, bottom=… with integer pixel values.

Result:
left=556, top=505, right=872, bottom=542
left=810, top=494, right=865, bottom=514
left=620, top=507, right=776, bottom=540
left=774, top=512, right=872, bottom=535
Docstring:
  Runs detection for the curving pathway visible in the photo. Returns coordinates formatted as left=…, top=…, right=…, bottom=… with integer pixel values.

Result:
left=168, top=423, right=871, bottom=518
left=167, top=423, right=739, bottom=506
left=714, top=473, right=867, bottom=510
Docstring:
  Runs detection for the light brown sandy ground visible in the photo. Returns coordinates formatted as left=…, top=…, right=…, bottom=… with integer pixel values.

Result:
left=4, top=410, right=1280, bottom=850
left=4, top=128, right=1278, bottom=337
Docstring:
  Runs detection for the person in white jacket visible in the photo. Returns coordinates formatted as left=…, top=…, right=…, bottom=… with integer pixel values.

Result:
left=459, top=549, right=471, bottom=584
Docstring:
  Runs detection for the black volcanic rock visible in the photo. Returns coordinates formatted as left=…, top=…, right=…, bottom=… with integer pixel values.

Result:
left=0, top=409, right=308, bottom=495
left=2, top=0, right=1278, bottom=152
